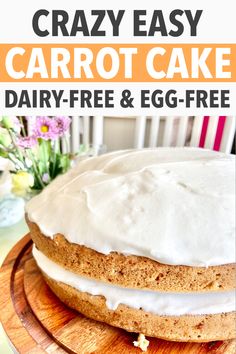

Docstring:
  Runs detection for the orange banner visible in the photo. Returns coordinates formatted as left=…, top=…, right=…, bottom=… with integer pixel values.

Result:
left=0, top=44, right=235, bottom=82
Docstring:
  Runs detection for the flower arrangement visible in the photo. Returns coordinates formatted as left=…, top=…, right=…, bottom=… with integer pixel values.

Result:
left=0, top=116, right=72, bottom=196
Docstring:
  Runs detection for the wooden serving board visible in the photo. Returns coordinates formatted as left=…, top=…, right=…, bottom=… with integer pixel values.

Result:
left=0, top=234, right=235, bottom=354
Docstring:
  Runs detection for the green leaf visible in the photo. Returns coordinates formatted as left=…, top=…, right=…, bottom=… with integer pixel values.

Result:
left=37, top=160, right=46, bottom=175
left=38, top=139, right=51, bottom=163
left=0, top=128, right=11, bottom=147
left=0, top=147, right=8, bottom=158
left=59, top=154, right=71, bottom=173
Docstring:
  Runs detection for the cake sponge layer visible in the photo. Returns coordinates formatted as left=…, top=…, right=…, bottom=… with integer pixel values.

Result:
left=28, top=218, right=235, bottom=293
left=42, top=272, right=236, bottom=342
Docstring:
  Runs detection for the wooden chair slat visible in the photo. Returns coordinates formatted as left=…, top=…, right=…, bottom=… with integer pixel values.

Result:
left=148, top=116, right=160, bottom=147
left=176, top=117, right=189, bottom=147
left=134, top=116, right=146, bottom=148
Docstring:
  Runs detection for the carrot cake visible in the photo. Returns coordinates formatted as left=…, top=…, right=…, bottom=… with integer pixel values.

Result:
left=25, top=147, right=236, bottom=342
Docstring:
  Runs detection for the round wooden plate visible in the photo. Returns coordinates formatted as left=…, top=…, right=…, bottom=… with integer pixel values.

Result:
left=0, top=234, right=235, bottom=354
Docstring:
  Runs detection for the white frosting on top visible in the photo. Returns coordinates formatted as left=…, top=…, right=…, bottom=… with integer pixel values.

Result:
left=26, top=148, right=235, bottom=267
left=33, top=245, right=235, bottom=316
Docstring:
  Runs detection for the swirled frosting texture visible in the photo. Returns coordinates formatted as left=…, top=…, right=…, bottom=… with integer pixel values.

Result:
left=26, top=148, right=235, bottom=267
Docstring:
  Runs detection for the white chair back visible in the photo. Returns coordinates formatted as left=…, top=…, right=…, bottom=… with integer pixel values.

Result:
left=27, top=116, right=235, bottom=154
left=133, top=116, right=235, bottom=153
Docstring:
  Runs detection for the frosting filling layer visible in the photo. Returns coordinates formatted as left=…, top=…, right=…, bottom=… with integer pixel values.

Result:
left=33, top=245, right=235, bottom=316
left=26, top=148, right=235, bottom=267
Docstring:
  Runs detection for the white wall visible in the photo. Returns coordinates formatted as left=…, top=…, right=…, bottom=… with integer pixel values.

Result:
left=101, top=117, right=193, bottom=151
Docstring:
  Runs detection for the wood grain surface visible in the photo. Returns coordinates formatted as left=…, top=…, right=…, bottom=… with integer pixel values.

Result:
left=0, top=234, right=235, bottom=353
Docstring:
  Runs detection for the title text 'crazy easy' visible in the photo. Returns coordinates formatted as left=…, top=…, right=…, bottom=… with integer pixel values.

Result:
left=32, top=10, right=203, bottom=37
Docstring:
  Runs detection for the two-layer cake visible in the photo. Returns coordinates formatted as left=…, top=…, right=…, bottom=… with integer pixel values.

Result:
left=26, top=148, right=236, bottom=342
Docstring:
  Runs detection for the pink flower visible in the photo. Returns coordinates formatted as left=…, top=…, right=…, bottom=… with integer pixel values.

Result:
left=54, top=116, right=71, bottom=137
left=34, top=117, right=58, bottom=140
left=17, top=136, right=37, bottom=148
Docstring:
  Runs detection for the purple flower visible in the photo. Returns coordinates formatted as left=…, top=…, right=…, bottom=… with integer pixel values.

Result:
left=17, top=136, right=37, bottom=148
left=42, top=173, right=50, bottom=183
left=54, top=116, right=71, bottom=137
left=34, top=117, right=58, bottom=140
